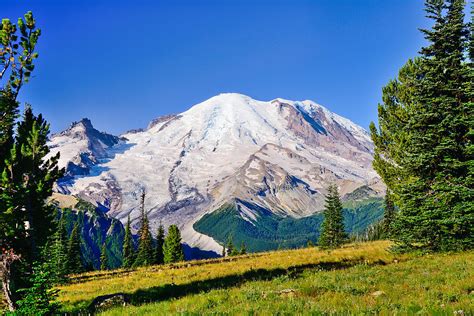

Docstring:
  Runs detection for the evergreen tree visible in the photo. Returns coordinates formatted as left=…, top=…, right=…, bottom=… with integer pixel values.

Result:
left=133, top=191, right=154, bottom=267
left=0, top=96, right=17, bottom=172
left=0, top=10, right=41, bottom=177
left=240, top=242, right=247, bottom=255
left=65, top=223, right=83, bottom=274
left=370, top=0, right=473, bottom=251
left=163, top=225, right=185, bottom=263
left=154, top=223, right=165, bottom=265
left=100, top=243, right=109, bottom=271
left=49, top=212, right=68, bottom=282
left=382, top=193, right=396, bottom=238
left=122, top=215, right=135, bottom=268
left=226, top=237, right=235, bottom=256
left=221, top=245, right=226, bottom=257
left=15, top=262, right=59, bottom=316
left=318, top=184, right=347, bottom=249
left=0, top=106, right=63, bottom=276
left=0, top=11, right=63, bottom=311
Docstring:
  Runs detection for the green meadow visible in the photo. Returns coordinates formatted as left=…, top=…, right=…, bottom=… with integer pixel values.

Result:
left=57, top=241, right=474, bottom=315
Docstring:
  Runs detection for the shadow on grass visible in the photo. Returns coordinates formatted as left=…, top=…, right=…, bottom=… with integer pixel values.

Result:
left=79, top=258, right=382, bottom=314
left=70, top=252, right=268, bottom=284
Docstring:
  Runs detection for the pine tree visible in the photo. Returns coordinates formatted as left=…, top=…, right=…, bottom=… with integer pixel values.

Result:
left=65, top=223, right=83, bottom=275
left=226, top=237, right=235, bottom=256
left=100, top=243, right=109, bottom=271
left=0, top=106, right=62, bottom=308
left=221, top=245, right=226, bottom=257
left=163, top=225, right=185, bottom=263
left=240, top=242, right=247, bottom=255
left=0, top=11, right=63, bottom=311
left=154, top=223, right=165, bottom=265
left=318, top=184, right=347, bottom=249
left=133, top=191, right=154, bottom=267
left=0, top=106, right=63, bottom=263
left=49, top=212, right=68, bottom=282
left=370, top=0, right=473, bottom=251
left=0, top=96, right=17, bottom=171
left=15, top=262, right=59, bottom=315
left=122, top=215, right=135, bottom=268
left=382, top=193, right=396, bottom=238
left=0, top=11, right=41, bottom=181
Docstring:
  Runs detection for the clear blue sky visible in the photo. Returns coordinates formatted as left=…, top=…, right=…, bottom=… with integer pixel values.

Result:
left=5, top=0, right=430, bottom=135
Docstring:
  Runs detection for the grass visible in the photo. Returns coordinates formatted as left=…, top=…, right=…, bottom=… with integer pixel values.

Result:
left=57, top=241, right=474, bottom=315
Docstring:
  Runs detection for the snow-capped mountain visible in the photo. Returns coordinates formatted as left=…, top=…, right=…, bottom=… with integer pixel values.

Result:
left=49, top=118, right=125, bottom=178
left=47, top=93, right=384, bottom=255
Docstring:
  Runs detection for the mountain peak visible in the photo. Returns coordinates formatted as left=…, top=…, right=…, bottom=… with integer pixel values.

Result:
left=72, top=117, right=94, bottom=130
left=48, top=118, right=123, bottom=177
left=198, top=93, right=255, bottom=108
left=213, top=92, right=253, bottom=100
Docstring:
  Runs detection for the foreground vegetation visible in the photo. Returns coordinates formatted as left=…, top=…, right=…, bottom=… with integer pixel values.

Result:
left=57, top=241, right=473, bottom=314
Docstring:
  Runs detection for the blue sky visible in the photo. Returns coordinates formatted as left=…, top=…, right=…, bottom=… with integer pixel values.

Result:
left=5, top=0, right=430, bottom=134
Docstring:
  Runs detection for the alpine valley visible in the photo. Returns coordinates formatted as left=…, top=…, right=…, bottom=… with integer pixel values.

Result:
left=47, top=93, right=385, bottom=259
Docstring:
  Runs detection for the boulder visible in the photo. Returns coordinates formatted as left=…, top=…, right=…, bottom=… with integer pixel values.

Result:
left=88, top=293, right=130, bottom=313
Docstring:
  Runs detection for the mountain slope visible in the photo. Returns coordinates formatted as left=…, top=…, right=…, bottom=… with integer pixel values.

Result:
left=193, top=198, right=384, bottom=252
left=50, top=193, right=125, bottom=269
left=48, top=93, right=384, bottom=255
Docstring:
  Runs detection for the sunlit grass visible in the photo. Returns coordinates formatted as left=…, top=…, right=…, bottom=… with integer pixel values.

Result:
left=57, top=241, right=474, bottom=315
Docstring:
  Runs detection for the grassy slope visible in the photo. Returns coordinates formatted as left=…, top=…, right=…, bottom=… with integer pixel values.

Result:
left=57, top=241, right=474, bottom=315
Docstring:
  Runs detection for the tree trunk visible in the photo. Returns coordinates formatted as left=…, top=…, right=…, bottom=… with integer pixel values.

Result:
left=0, top=250, right=20, bottom=311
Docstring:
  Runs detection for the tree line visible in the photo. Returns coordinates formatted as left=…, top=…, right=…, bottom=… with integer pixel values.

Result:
left=222, top=236, right=247, bottom=257
left=121, top=191, right=185, bottom=269
left=49, top=191, right=186, bottom=278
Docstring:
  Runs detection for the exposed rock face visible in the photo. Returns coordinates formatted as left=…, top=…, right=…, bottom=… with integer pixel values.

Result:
left=147, top=114, right=180, bottom=130
left=48, top=118, right=125, bottom=178
left=48, top=93, right=384, bottom=255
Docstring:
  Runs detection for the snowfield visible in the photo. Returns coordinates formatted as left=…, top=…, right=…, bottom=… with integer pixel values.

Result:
left=47, top=93, right=383, bottom=254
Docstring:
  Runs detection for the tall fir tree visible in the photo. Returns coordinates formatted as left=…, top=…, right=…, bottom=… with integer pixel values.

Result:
left=100, top=243, right=109, bottom=271
left=1, top=11, right=65, bottom=311
left=382, top=193, right=396, bottom=238
left=318, top=184, right=347, bottom=249
left=163, top=225, right=185, bottom=263
left=6, top=107, right=63, bottom=260
left=49, top=212, right=68, bottom=283
left=65, top=223, right=83, bottom=275
left=122, top=215, right=135, bottom=268
left=133, top=191, right=154, bottom=267
left=154, top=223, right=165, bottom=265
left=370, top=0, right=473, bottom=251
